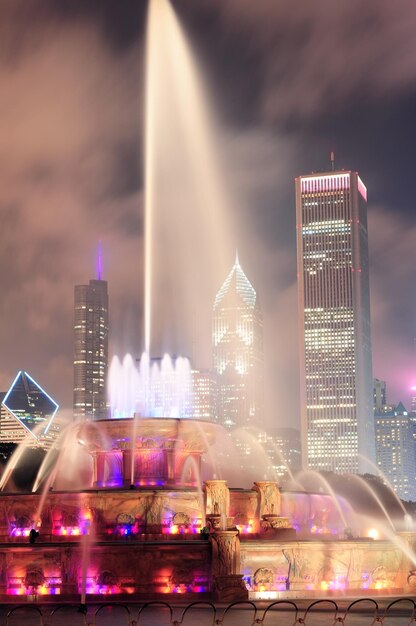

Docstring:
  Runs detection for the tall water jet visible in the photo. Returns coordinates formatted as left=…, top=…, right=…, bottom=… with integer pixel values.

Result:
left=144, top=0, right=232, bottom=359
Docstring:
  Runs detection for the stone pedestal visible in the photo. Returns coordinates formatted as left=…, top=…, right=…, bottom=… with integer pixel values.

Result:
left=213, top=574, right=248, bottom=602
left=121, top=450, right=132, bottom=484
left=210, top=530, right=248, bottom=601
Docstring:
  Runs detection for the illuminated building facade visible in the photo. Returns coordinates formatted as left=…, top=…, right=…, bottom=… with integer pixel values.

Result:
left=0, top=371, right=59, bottom=449
left=373, top=378, right=387, bottom=412
left=191, top=369, right=217, bottom=422
left=73, top=278, right=109, bottom=419
left=212, top=255, right=263, bottom=428
left=375, top=402, right=416, bottom=501
left=411, top=386, right=416, bottom=414
left=296, top=171, right=375, bottom=473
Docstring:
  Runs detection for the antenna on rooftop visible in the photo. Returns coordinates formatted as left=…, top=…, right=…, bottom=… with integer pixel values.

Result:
left=330, top=151, right=335, bottom=172
left=97, top=240, right=103, bottom=280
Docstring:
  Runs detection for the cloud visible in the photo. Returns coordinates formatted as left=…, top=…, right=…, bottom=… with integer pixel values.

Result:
left=205, top=0, right=416, bottom=123
left=0, top=0, right=414, bottom=427
left=368, top=207, right=416, bottom=405
left=0, top=11, right=142, bottom=407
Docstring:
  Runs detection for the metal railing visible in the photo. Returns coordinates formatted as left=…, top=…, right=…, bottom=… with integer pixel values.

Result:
left=1, top=597, right=416, bottom=625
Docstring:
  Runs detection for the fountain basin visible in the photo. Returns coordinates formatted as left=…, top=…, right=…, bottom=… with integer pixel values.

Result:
left=1, top=418, right=415, bottom=602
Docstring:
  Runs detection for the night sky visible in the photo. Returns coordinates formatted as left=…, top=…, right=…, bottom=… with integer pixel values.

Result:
left=1, top=0, right=415, bottom=427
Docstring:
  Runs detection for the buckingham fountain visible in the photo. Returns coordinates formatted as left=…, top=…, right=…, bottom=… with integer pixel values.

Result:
left=1, top=0, right=416, bottom=605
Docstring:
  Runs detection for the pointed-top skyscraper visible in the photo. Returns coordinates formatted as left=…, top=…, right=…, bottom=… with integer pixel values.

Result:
left=73, top=246, right=109, bottom=420
left=212, top=253, right=263, bottom=428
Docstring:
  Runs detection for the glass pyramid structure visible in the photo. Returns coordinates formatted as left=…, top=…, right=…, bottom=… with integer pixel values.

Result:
left=2, top=371, right=58, bottom=439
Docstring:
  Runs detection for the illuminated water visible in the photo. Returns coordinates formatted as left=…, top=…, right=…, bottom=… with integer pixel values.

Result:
left=144, top=0, right=231, bottom=359
left=108, top=352, right=192, bottom=418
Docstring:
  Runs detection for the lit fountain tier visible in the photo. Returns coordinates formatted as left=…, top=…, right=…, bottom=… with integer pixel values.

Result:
left=0, top=417, right=415, bottom=601
left=79, top=417, right=216, bottom=488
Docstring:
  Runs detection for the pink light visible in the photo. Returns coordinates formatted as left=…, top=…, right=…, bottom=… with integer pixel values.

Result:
left=358, top=176, right=367, bottom=201
left=301, top=173, right=350, bottom=194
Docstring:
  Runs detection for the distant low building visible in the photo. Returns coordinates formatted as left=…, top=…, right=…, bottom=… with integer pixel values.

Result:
left=191, top=369, right=217, bottom=422
left=373, top=379, right=387, bottom=412
left=0, top=371, right=60, bottom=450
left=375, top=402, right=416, bottom=502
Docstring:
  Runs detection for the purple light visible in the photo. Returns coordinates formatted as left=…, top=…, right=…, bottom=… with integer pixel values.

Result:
left=97, top=240, right=103, bottom=280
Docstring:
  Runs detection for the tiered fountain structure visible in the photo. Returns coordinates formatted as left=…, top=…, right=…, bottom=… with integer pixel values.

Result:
left=0, top=413, right=415, bottom=602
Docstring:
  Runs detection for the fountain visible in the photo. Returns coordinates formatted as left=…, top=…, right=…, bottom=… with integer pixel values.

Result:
left=0, top=0, right=415, bottom=607
left=0, top=413, right=414, bottom=602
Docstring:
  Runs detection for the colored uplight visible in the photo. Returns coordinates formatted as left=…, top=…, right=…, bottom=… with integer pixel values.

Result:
left=310, top=525, right=333, bottom=535
left=53, top=512, right=92, bottom=537
left=135, top=478, right=166, bottom=487
left=165, top=517, right=202, bottom=535
left=374, top=579, right=388, bottom=590
left=367, top=528, right=379, bottom=540
left=82, top=579, right=121, bottom=596
left=7, top=576, right=62, bottom=597
left=236, top=519, right=255, bottom=534
left=11, top=528, right=32, bottom=538
left=54, top=525, right=86, bottom=536
left=361, top=573, right=370, bottom=590
left=320, top=578, right=346, bottom=591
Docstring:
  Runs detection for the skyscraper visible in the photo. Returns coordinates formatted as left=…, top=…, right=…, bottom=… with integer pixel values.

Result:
left=212, top=254, right=263, bottom=428
left=73, top=263, right=109, bottom=419
left=296, top=170, right=375, bottom=473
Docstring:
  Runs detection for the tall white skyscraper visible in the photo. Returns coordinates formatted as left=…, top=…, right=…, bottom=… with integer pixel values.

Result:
left=212, top=254, right=263, bottom=428
left=296, top=170, right=375, bottom=473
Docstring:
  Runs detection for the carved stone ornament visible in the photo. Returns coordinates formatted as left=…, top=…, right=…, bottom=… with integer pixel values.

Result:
left=24, top=567, right=45, bottom=589
left=253, top=567, right=274, bottom=586
left=204, top=480, right=230, bottom=516
left=116, top=512, right=135, bottom=525
left=253, top=482, right=281, bottom=518
left=97, top=570, right=119, bottom=587
left=172, top=512, right=190, bottom=526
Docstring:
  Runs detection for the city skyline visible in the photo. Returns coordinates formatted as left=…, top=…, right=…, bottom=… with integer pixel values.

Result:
left=0, top=1, right=415, bottom=428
